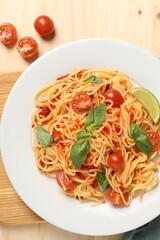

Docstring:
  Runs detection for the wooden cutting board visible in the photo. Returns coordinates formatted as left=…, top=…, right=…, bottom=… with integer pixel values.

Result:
left=0, top=71, right=45, bottom=225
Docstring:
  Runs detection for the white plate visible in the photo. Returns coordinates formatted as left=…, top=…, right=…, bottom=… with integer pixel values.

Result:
left=1, top=39, right=160, bottom=236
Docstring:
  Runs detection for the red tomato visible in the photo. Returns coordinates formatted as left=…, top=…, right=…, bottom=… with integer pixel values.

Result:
left=0, top=23, right=17, bottom=45
left=103, top=88, right=124, bottom=107
left=52, top=128, right=61, bottom=143
left=34, top=15, right=54, bottom=37
left=56, top=170, right=78, bottom=191
left=107, top=153, right=125, bottom=170
left=16, top=37, right=38, bottom=59
left=106, top=186, right=128, bottom=206
left=40, top=106, right=51, bottom=117
left=71, top=93, right=93, bottom=114
left=146, top=131, right=160, bottom=152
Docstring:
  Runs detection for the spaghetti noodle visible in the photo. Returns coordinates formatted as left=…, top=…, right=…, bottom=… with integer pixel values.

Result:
left=32, top=67, right=160, bottom=206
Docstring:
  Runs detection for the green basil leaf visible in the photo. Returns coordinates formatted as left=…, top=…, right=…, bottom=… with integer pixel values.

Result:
left=70, top=139, right=90, bottom=169
left=85, top=103, right=106, bottom=132
left=37, top=124, right=53, bottom=148
left=96, top=171, right=109, bottom=192
left=83, top=75, right=101, bottom=83
left=130, top=123, right=152, bottom=156
left=77, top=131, right=93, bottom=139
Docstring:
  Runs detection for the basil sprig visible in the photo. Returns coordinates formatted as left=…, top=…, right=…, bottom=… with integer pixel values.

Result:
left=96, top=171, right=109, bottom=192
left=83, top=75, right=101, bottom=84
left=70, top=104, right=106, bottom=169
left=130, top=123, right=152, bottom=156
left=85, top=103, right=106, bottom=132
left=70, top=138, right=90, bottom=170
left=77, top=130, right=93, bottom=139
left=37, top=124, right=53, bottom=148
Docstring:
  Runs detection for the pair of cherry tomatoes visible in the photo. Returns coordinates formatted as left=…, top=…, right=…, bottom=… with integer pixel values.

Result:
left=71, top=88, right=124, bottom=115
left=56, top=170, right=128, bottom=206
left=0, top=15, right=54, bottom=59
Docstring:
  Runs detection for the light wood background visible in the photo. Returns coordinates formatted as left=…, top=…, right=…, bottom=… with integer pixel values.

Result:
left=1, top=0, right=160, bottom=239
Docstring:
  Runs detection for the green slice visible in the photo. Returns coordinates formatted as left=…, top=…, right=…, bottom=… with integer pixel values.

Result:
left=130, top=87, right=160, bottom=123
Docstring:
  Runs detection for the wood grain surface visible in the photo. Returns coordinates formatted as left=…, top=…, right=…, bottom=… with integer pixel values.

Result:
left=1, top=0, right=160, bottom=240
left=0, top=72, right=45, bottom=225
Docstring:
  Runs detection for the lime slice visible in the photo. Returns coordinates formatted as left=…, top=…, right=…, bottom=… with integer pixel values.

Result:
left=130, top=87, right=160, bottom=123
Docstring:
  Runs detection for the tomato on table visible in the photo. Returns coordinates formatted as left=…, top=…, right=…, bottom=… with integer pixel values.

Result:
left=103, top=88, right=124, bottom=107
left=106, top=186, right=128, bottom=206
left=0, top=23, right=17, bottom=45
left=107, top=152, right=125, bottom=170
left=146, top=130, right=160, bottom=152
left=71, top=93, right=93, bottom=114
left=56, top=170, right=78, bottom=191
left=34, top=15, right=54, bottom=37
left=16, top=37, right=38, bottom=59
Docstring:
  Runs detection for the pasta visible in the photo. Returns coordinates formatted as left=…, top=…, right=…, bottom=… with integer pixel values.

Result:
left=32, top=67, right=160, bottom=206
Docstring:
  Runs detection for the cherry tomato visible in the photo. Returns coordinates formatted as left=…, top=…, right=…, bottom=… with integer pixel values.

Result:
left=16, top=37, right=38, bottom=59
left=71, top=93, right=93, bottom=114
left=103, top=88, right=124, bottom=107
left=40, top=106, right=51, bottom=117
left=52, top=128, right=61, bottom=143
left=106, top=186, right=128, bottom=206
left=56, top=170, right=78, bottom=191
left=34, top=15, right=54, bottom=37
left=146, top=131, right=160, bottom=152
left=107, top=152, right=125, bottom=170
left=0, top=23, right=17, bottom=45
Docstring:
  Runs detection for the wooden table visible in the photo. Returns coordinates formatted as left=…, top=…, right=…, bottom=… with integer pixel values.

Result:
left=1, top=0, right=160, bottom=239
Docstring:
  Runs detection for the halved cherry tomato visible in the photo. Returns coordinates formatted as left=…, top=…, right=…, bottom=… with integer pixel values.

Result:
left=56, top=170, right=78, bottom=191
left=106, top=186, right=128, bottom=206
left=0, top=23, right=17, bottom=45
left=52, top=128, right=61, bottom=143
left=40, top=106, right=51, bottom=117
left=146, top=131, right=160, bottom=152
left=16, top=37, right=38, bottom=59
left=34, top=15, right=54, bottom=37
left=107, top=152, right=124, bottom=170
left=71, top=93, right=93, bottom=114
left=103, top=88, right=124, bottom=107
